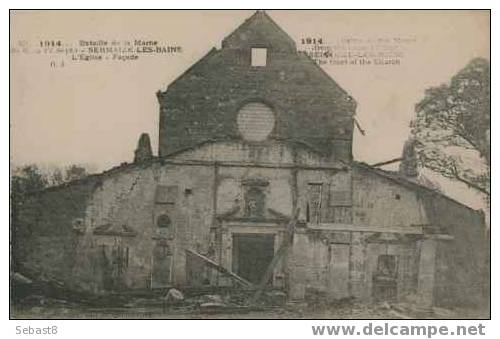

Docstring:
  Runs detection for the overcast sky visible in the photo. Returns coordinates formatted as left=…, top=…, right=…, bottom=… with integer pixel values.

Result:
left=10, top=10, right=489, bottom=210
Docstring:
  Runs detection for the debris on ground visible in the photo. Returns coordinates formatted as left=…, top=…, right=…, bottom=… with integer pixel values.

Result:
left=199, top=294, right=226, bottom=309
left=11, top=278, right=484, bottom=319
left=163, top=288, right=184, bottom=304
left=199, top=294, right=223, bottom=304
left=12, top=272, right=33, bottom=284
left=200, top=302, right=227, bottom=309
left=264, top=290, right=287, bottom=305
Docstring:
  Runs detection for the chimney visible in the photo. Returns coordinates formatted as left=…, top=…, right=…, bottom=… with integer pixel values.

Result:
left=399, top=138, right=419, bottom=177
left=134, top=133, right=153, bottom=163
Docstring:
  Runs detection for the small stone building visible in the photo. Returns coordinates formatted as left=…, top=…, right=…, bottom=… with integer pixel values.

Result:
left=15, top=11, right=488, bottom=308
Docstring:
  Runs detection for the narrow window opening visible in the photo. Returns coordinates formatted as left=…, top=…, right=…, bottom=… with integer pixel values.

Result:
left=376, top=255, right=397, bottom=278
left=373, top=255, right=398, bottom=301
left=244, top=186, right=266, bottom=218
left=157, top=215, right=172, bottom=229
left=251, top=48, right=267, bottom=67
left=307, top=183, right=323, bottom=224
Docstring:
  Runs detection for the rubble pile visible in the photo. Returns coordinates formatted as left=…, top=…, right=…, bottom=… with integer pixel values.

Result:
left=12, top=278, right=480, bottom=319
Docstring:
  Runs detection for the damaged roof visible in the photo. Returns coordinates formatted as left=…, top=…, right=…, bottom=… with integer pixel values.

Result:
left=354, top=161, right=484, bottom=215
left=157, top=10, right=356, bottom=158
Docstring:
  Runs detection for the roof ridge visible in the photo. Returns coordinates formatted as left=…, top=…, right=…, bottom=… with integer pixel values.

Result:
left=158, top=47, right=218, bottom=94
left=221, top=10, right=296, bottom=50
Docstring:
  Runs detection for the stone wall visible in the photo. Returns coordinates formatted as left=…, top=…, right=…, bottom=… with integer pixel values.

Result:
left=16, top=178, right=98, bottom=288
left=352, top=165, right=427, bottom=228
left=73, top=162, right=216, bottom=290
left=15, top=140, right=487, bottom=308
left=169, top=140, right=330, bottom=167
left=424, top=193, right=489, bottom=308
left=157, top=14, right=355, bottom=162
left=287, top=229, right=419, bottom=302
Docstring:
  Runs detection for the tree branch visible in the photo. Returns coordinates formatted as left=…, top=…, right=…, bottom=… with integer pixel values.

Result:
left=452, top=171, right=490, bottom=196
left=456, top=126, right=480, bottom=152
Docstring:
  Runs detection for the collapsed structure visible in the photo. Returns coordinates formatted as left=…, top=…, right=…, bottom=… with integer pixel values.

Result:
left=15, top=11, right=488, bottom=308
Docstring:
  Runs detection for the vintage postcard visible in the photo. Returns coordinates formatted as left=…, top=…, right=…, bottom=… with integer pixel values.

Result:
left=10, top=10, right=490, bottom=320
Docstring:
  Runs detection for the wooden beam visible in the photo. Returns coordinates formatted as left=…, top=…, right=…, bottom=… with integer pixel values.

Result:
left=185, top=249, right=253, bottom=288
left=250, top=208, right=300, bottom=303
left=371, top=157, right=403, bottom=168
left=354, top=118, right=366, bottom=136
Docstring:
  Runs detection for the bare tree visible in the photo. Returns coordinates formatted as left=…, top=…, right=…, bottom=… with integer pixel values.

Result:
left=11, top=165, right=49, bottom=270
left=50, top=168, right=64, bottom=186
left=64, top=164, right=88, bottom=182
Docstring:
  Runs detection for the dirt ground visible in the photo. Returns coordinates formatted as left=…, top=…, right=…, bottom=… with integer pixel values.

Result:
left=10, top=278, right=489, bottom=320
left=11, top=297, right=489, bottom=320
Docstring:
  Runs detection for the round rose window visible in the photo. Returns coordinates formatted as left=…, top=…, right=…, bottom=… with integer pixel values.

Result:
left=236, top=102, right=275, bottom=142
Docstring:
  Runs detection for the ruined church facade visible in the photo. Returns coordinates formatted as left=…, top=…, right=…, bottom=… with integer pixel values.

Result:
left=16, top=12, right=488, bottom=308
